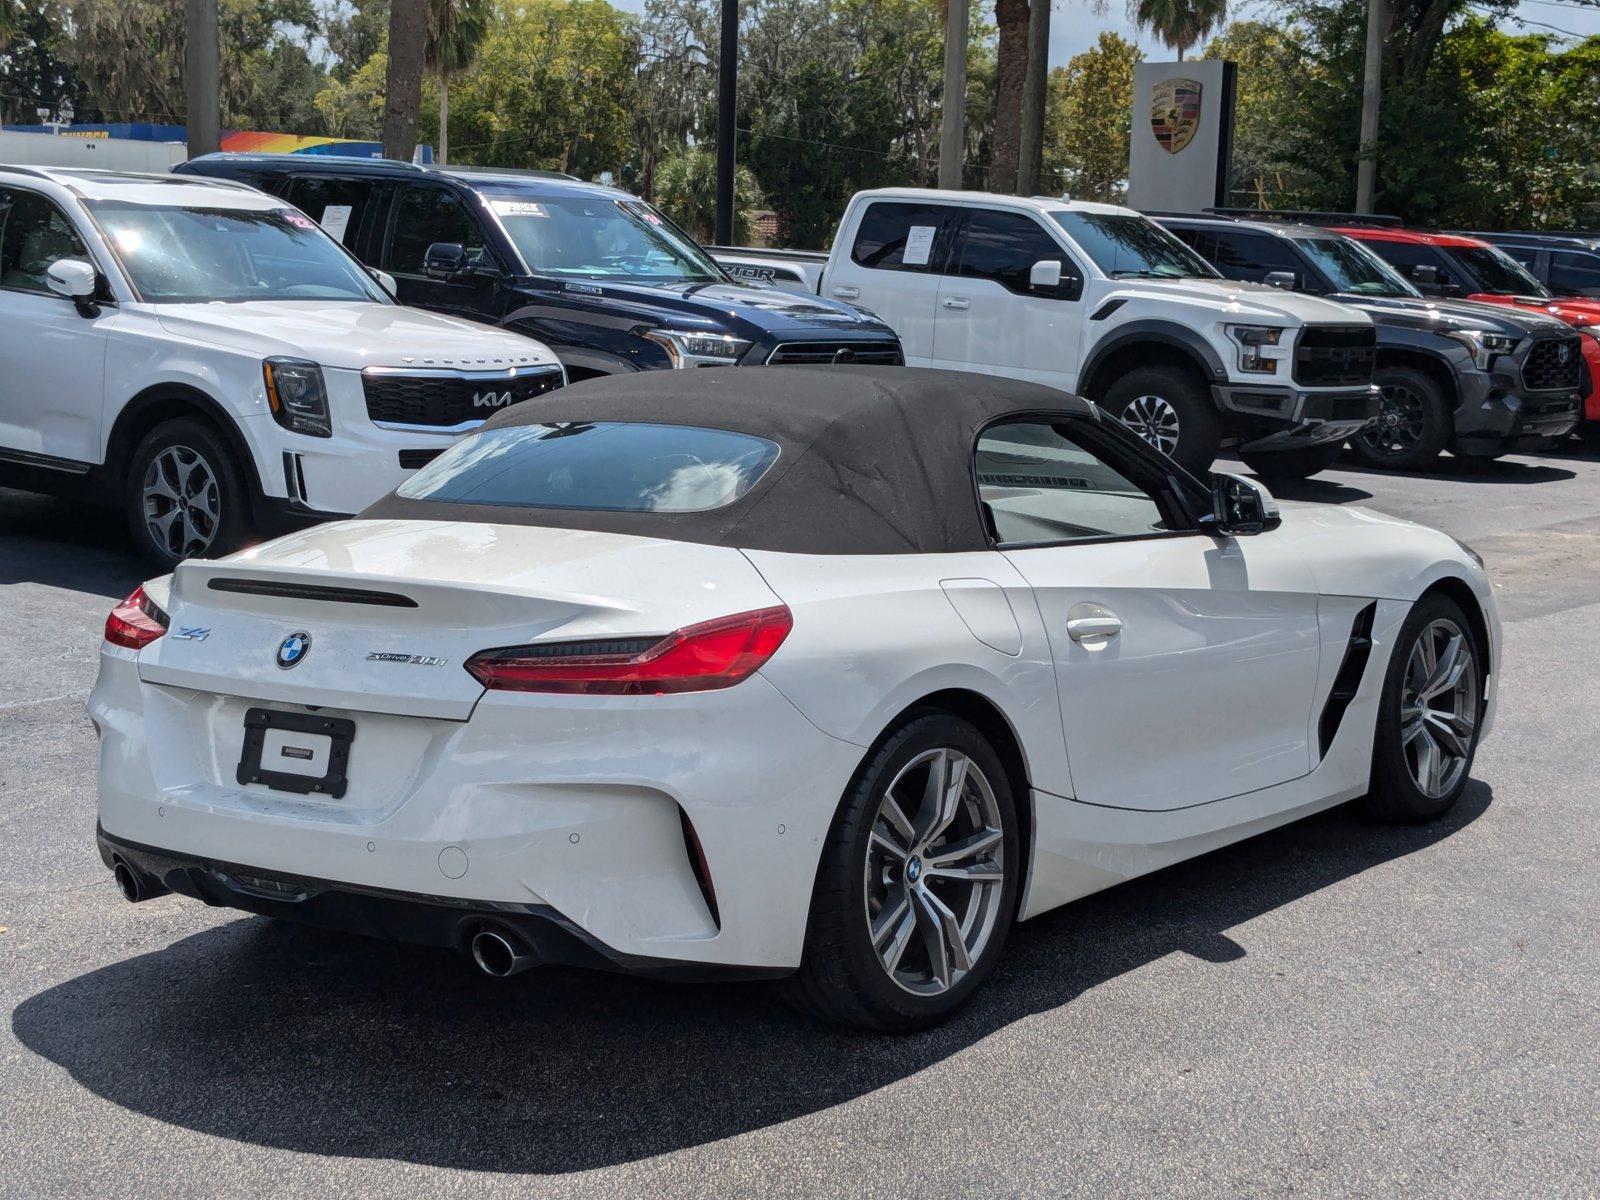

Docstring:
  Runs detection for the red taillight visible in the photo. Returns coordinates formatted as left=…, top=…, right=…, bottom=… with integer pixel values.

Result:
left=105, top=586, right=169, bottom=650
left=465, top=605, right=793, bottom=695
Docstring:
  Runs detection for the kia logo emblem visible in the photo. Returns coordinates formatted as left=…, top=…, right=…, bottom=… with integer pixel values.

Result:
left=473, top=390, right=515, bottom=408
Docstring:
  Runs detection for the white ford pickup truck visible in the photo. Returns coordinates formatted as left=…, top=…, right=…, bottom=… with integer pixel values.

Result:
left=712, top=189, right=1381, bottom=477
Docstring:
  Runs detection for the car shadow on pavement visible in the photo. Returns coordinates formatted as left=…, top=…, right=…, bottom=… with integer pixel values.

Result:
left=11, top=783, right=1491, bottom=1176
left=1250, top=475, right=1373, bottom=505
left=1332, top=457, right=1577, bottom=486
left=0, top=491, right=144, bottom=598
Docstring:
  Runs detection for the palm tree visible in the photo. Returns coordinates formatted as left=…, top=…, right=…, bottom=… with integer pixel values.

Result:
left=425, top=0, right=491, bottom=164
left=655, top=148, right=764, bottom=244
left=1130, top=0, right=1226, bottom=61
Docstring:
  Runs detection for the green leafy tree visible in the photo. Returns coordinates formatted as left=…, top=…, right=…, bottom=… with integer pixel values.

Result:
left=1131, top=0, right=1226, bottom=60
left=654, top=145, right=765, bottom=241
left=316, top=48, right=388, bottom=138
left=1043, top=31, right=1141, bottom=202
left=425, top=0, right=490, bottom=163
left=1203, top=21, right=1317, bottom=208
left=0, top=1, right=86, bottom=125
left=445, top=0, right=639, bottom=175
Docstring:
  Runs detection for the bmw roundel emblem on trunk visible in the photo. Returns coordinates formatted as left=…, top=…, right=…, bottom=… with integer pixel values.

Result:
left=276, top=631, right=312, bottom=670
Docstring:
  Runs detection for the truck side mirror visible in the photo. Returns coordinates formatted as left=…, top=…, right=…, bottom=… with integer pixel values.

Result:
left=1409, top=264, right=1440, bottom=289
left=46, top=259, right=100, bottom=315
left=1029, top=259, right=1063, bottom=291
left=424, top=242, right=470, bottom=281
left=1263, top=270, right=1298, bottom=290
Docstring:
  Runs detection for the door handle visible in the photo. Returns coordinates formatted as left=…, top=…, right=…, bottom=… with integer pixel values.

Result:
left=942, top=297, right=970, bottom=310
left=1066, top=603, right=1122, bottom=644
left=832, top=285, right=860, bottom=299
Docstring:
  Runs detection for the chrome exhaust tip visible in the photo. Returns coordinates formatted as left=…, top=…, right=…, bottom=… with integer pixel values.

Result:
left=470, top=928, right=535, bottom=978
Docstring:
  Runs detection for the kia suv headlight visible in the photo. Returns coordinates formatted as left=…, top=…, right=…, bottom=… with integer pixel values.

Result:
left=642, top=329, right=753, bottom=368
left=1226, top=324, right=1286, bottom=374
left=263, top=357, right=332, bottom=437
left=1442, top=329, right=1519, bottom=370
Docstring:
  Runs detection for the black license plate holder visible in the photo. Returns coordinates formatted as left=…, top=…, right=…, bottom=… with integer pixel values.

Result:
left=236, top=707, right=356, bottom=799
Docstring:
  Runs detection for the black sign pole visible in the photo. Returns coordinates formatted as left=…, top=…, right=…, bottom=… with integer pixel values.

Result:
left=714, top=0, right=738, bottom=246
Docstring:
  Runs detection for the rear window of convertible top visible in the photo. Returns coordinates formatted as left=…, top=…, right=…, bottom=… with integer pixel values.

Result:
left=396, top=421, right=781, bottom=513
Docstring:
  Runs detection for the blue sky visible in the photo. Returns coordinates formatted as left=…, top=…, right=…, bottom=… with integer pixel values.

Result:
left=606, top=0, right=1600, bottom=69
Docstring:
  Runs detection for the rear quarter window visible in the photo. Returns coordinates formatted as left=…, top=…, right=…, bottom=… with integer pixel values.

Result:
left=397, top=421, right=780, bottom=513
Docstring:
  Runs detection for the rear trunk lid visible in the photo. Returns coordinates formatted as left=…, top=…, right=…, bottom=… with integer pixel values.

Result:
left=139, top=519, right=784, bottom=720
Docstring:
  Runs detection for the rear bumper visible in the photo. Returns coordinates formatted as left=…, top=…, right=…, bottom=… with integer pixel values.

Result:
left=89, top=647, right=863, bottom=972
left=97, top=828, right=786, bottom=981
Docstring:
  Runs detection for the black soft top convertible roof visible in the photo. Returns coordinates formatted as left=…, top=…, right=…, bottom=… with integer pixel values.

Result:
left=361, top=366, right=1098, bottom=555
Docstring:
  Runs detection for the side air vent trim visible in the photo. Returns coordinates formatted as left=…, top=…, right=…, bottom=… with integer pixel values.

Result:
left=1318, top=601, right=1378, bottom=757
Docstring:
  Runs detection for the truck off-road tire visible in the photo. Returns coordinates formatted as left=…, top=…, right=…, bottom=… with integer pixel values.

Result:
left=1350, top=366, right=1452, bottom=473
left=1099, top=365, right=1223, bottom=476
left=1363, top=592, right=1484, bottom=824
left=124, top=417, right=251, bottom=569
left=1240, top=440, right=1346, bottom=481
left=777, top=713, right=1020, bottom=1032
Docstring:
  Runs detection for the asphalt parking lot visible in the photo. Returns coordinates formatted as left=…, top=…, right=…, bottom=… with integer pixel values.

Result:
left=3, top=443, right=1598, bottom=1199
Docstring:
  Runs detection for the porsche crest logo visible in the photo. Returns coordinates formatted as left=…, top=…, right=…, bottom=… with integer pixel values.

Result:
left=1151, top=78, right=1203, bottom=155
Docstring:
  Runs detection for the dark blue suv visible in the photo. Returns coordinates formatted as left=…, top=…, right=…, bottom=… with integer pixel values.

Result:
left=175, top=154, right=903, bottom=378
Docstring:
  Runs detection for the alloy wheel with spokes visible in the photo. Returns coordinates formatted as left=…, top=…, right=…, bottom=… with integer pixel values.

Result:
left=1399, top=617, right=1479, bottom=799
left=1361, top=384, right=1428, bottom=458
left=1119, top=394, right=1182, bottom=457
left=143, top=444, right=222, bottom=560
left=864, top=747, right=1006, bottom=996
left=782, top=713, right=1020, bottom=1030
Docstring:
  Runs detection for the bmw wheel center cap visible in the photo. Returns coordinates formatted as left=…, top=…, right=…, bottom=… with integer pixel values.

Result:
left=276, top=631, right=312, bottom=670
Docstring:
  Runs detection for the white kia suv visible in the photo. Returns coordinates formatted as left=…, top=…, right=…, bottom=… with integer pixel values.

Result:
left=0, top=165, right=564, bottom=565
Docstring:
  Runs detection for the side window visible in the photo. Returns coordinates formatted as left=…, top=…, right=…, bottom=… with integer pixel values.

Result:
left=1547, top=250, right=1600, bottom=296
left=1367, top=241, right=1468, bottom=292
left=849, top=201, right=956, bottom=272
left=1211, top=232, right=1308, bottom=287
left=953, top=210, right=1076, bottom=297
left=386, top=185, right=490, bottom=276
left=976, top=421, right=1170, bottom=545
left=282, top=177, right=372, bottom=253
left=1165, top=226, right=1212, bottom=257
left=0, top=188, right=90, bottom=295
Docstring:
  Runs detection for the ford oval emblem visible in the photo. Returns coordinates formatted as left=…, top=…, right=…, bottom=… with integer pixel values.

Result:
left=276, top=631, right=312, bottom=670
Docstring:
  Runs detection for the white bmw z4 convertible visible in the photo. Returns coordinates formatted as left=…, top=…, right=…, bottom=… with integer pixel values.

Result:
left=90, top=367, right=1499, bottom=1030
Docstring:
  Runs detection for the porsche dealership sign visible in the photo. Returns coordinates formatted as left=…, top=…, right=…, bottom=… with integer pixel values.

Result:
left=1128, top=61, right=1237, bottom=212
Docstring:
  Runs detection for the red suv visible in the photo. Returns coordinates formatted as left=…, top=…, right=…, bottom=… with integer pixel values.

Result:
left=1329, top=223, right=1600, bottom=427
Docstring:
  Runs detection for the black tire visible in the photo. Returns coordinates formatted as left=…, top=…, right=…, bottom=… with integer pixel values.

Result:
left=124, top=417, right=251, bottom=569
left=1364, top=592, right=1485, bottom=823
left=1350, top=365, right=1452, bottom=472
left=1240, top=440, right=1346, bottom=481
left=778, top=713, right=1021, bottom=1031
left=1098, top=364, right=1224, bottom=476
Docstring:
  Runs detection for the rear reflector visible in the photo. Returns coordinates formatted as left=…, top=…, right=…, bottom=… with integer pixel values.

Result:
left=105, top=586, right=169, bottom=649
left=465, top=606, right=793, bottom=695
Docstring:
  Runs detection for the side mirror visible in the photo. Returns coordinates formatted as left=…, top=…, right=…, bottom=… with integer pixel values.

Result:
left=1029, top=259, right=1063, bottom=291
left=423, top=241, right=470, bottom=280
left=369, top=267, right=398, bottom=296
left=1206, top=471, right=1281, bottom=536
left=46, top=259, right=100, bottom=315
left=1263, top=270, right=1297, bottom=290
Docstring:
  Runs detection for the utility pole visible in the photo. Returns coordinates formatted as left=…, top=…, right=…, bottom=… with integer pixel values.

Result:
left=185, top=0, right=220, bottom=159
left=714, top=0, right=738, bottom=245
left=1355, top=0, right=1387, bottom=213
left=938, top=0, right=969, bottom=189
left=1017, top=0, right=1051, bottom=196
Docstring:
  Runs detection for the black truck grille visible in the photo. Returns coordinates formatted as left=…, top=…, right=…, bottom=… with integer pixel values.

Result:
left=1293, top=326, right=1377, bottom=387
left=767, top=340, right=904, bottom=366
left=362, top=366, right=564, bottom=428
left=1521, top=336, right=1583, bottom=392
